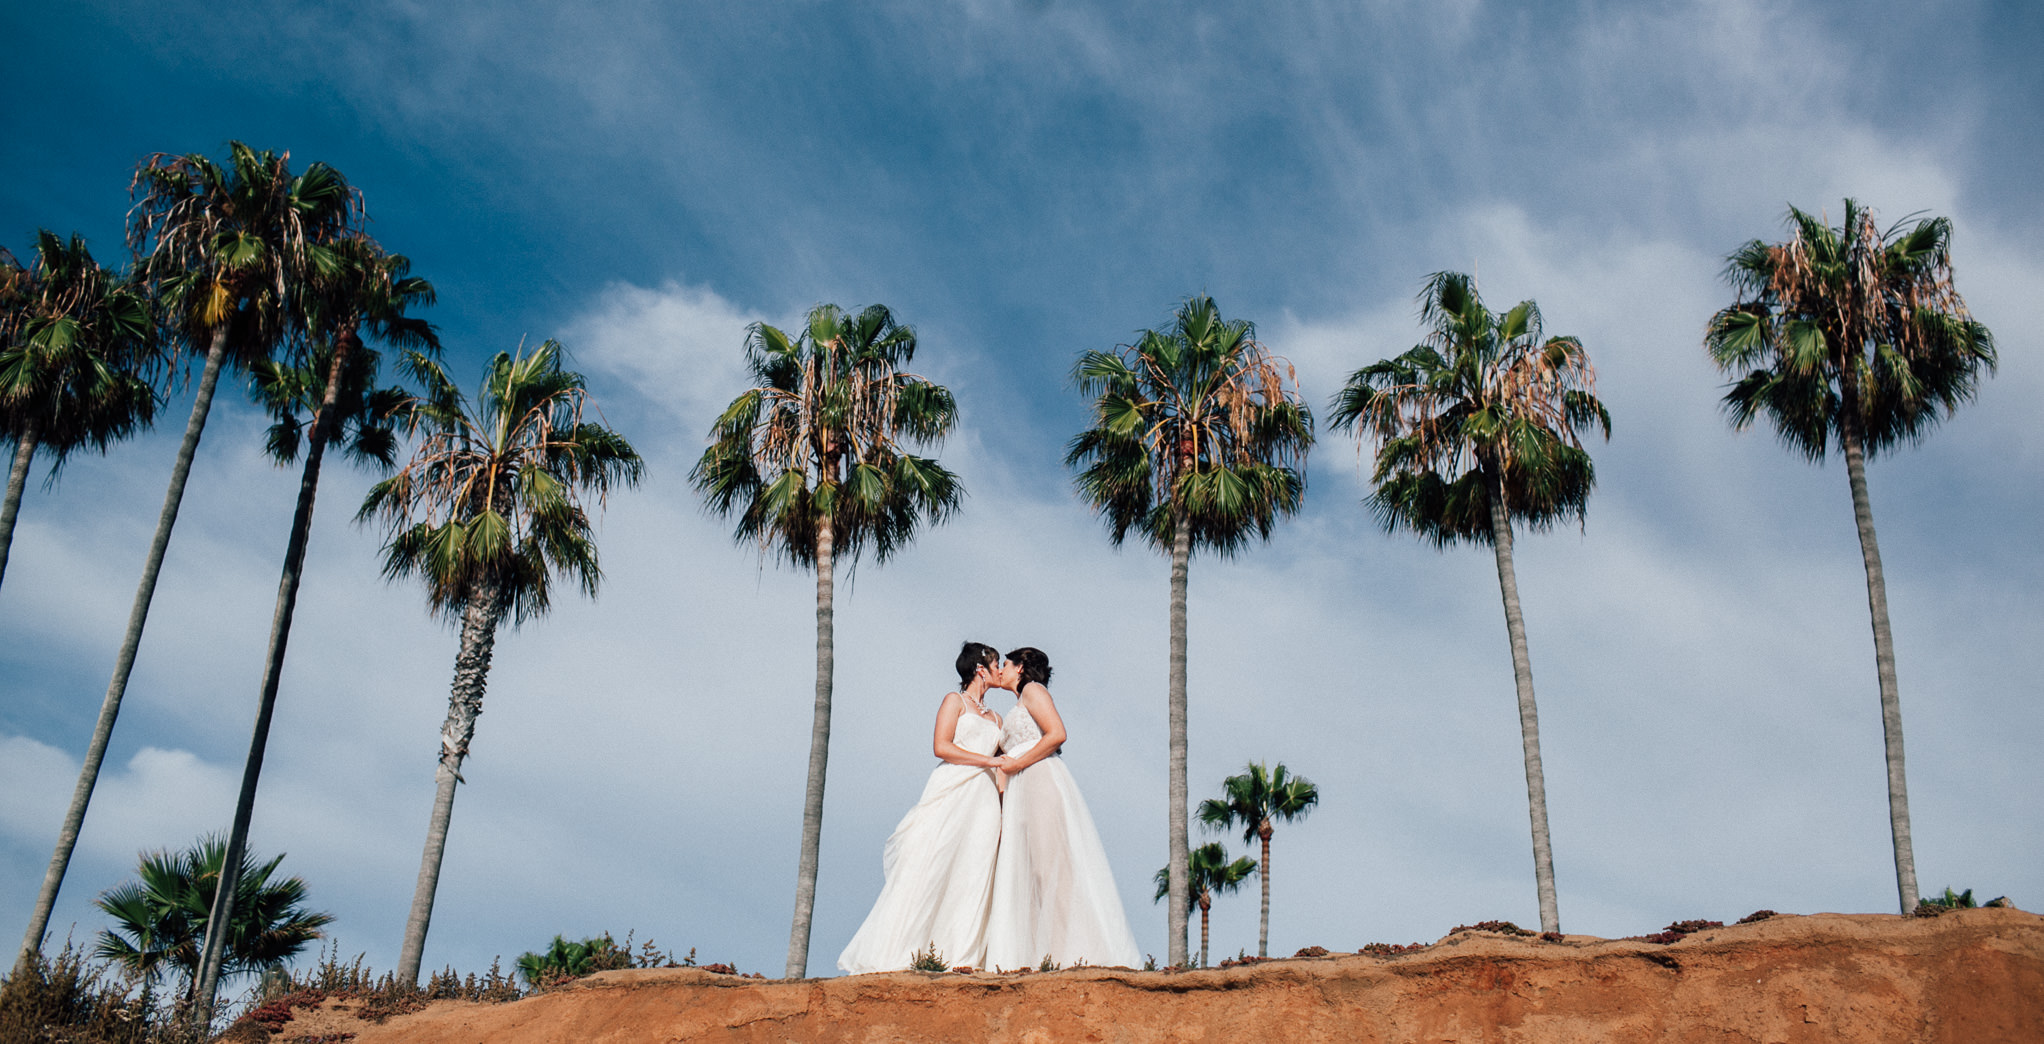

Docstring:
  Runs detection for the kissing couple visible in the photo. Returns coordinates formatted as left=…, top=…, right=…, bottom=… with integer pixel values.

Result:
left=837, top=642, right=1141, bottom=974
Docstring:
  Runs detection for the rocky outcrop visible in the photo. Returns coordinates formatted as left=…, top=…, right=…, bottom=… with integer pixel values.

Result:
left=298, top=907, right=2043, bottom=1043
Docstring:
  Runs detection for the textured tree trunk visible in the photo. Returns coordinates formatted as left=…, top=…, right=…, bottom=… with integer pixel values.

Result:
left=1257, top=826, right=1272, bottom=958
left=14, top=326, right=231, bottom=978
left=1488, top=476, right=1560, bottom=935
left=785, top=513, right=835, bottom=979
left=1165, top=501, right=1190, bottom=969
left=1198, top=898, right=1210, bottom=968
left=396, top=581, right=505, bottom=984
left=192, top=334, right=354, bottom=1021
left=1840, top=421, right=1917, bottom=914
left=0, top=418, right=41, bottom=592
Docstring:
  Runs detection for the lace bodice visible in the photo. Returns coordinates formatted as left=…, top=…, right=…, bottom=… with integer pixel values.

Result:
left=999, top=702, right=1050, bottom=756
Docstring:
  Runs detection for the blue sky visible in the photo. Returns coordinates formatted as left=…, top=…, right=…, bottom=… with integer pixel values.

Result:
left=3, top=0, right=2040, bottom=985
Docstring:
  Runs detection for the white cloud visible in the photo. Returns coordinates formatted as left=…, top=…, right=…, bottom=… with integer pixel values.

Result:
left=564, top=279, right=770, bottom=433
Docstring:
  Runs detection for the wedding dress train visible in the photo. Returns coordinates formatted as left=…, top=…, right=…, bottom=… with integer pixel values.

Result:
left=981, top=701, right=1142, bottom=971
left=836, top=707, right=1005, bottom=974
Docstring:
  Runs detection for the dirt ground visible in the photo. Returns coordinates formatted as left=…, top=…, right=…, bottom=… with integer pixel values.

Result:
left=267, top=907, right=2043, bottom=1043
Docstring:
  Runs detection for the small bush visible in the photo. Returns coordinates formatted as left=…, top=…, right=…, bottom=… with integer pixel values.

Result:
left=907, top=945, right=948, bottom=973
left=1358, top=942, right=1423, bottom=957
left=0, top=942, right=197, bottom=1044
left=1450, top=921, right=1533, bottom=937
left=1736, top=910, right=1777, bottom=924
left=1036, top=954, right=1059, bottom=973
left=1292, top=946, right=1329, bottom=958
left=1916, top=887, right=1984, bottom=917
left=1628, top=920, right=1722, bottom=945
left=232, top=989, right=325, bottom=1036
left=1538, top=932, right=1564, bottom=943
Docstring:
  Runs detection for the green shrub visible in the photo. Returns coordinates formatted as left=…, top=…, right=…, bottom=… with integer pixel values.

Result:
left=907, top=944, right=947, bottom=973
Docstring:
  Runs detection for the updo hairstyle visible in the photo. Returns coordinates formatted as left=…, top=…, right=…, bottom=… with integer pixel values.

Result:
left=1005, top=647, right=1052, bottom=689
left=956, top=642, right=1000, bottom=687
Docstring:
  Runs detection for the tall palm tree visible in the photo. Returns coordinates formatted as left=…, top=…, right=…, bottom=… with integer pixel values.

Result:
left=0, top=230, right=157, bottom=592
left=92, top=835, right=331, bottom=1001
left=1067, top=295, right=1313, bottom=967
left=691, top=303, right=962, bottom=979
left=1330, top=272, right=1608, bottom=936
left=190, top=239, right=435, bottom=1017
left=1153, top=841, right=1256, bottom=968
left=15, top=144, right=355, bottom=978
left=1705, top=201, right=1994, bottom=914
left=1196, top=762, right=1318, bottom=958
left=359, top=340, right=641, bottom=984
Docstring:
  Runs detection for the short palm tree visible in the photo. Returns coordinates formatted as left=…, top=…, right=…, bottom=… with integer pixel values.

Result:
left=190, top=238, right=435, bottom=1013
left=514, top=933, right=626, bottom=988
left=0, top=230, right=158, bottom=592
left=691, top=303, right=962, bottom=979
left=1705, top=200, right=1995, bottom=914
left=1068, top=295, right=1313, bottom=967
left=359, top=340, right=641, bottom=983
left=1153, top=841, right=1256, bottom=968
left=16, top=143, right=355, bottom=979
left=1329, top=271, right=1608, bottom=935
left=1196, top=762, right=1318, bottom=958
left=93, top=835, right=331, bottom=1001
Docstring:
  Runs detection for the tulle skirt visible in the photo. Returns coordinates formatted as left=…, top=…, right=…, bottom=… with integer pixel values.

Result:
left=981, top=750, right=1142, bottom=971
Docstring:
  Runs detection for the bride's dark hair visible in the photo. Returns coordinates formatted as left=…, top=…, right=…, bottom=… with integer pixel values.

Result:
left=1005, top=647, right=1051, bottom=688
left=956, top=642, right=999, bottom=686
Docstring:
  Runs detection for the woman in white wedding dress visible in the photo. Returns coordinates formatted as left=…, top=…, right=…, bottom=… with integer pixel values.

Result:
left=982, top=647, right=1142, bottom=971
left=837, top=643, right=1012, bottom=974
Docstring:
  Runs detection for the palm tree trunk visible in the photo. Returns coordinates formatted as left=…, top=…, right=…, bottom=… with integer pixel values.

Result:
left=1487, top=476, right=1560, bottom=935
left=397, top=581, right=505, bottom=984
left=1257, top=830, right=1271, bottom=958
left=1165, top=501, right=1191, bottom=969
left=14, top=327, right=231, bottom=978
left=0, top=418, right=41, bottom=592
left=1840, top=422, right=1917, bottom=914
left=785, top=513, right=834, bottom=979
left=191, top=334, right=354, bottom=1021
left=1199, top=900, right=1210, bottom=968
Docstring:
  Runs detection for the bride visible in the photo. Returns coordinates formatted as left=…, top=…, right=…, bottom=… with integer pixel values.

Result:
left=836, top=643, right=1012, bottom=974
left=982, top=646, right=1141, bottom=971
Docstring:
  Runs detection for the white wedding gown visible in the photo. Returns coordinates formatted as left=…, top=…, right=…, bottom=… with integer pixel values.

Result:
left=981, top=700, right=1142, bottom=971
left=837, top=706, right=1005, bottom=974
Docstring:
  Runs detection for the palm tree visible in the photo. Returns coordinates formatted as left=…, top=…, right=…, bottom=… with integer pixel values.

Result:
left=1329, top=271, right=1608, bottom=936
left=1153, top=841, right=1256, bottom=968
left=1196, top=762, right=1318, bottom=958
left=1705, top=201, right=1994, bottom=914
left=1067, top=295, right=1313, bottom=967
left=190, top=239, right=435, bottom=1015
left=691, top=303, right=962, bottom=979
left=16, top=144, right=356, bottom=979
left=359, top=339, right=641, bottom=984
left=0, top=230, right=157, bottom=592
left=93, top=835, right=331, bottom=1000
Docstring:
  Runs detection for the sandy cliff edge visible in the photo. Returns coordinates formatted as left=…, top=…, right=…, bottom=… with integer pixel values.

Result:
left=275, top=907, right=2044, bottom=1043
